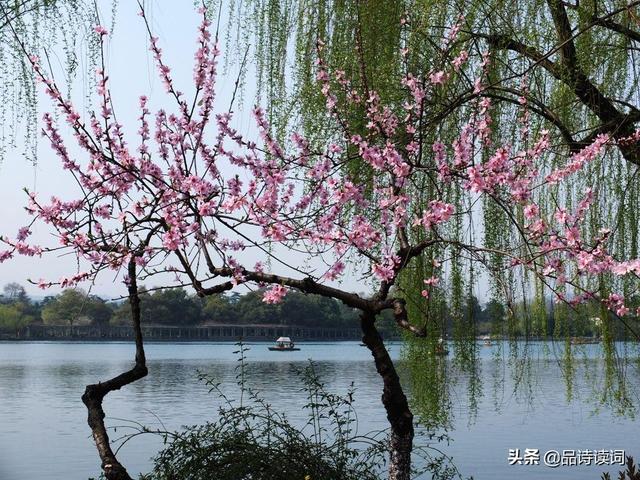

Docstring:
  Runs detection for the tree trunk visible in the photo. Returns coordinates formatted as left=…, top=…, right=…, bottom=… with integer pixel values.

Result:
left=81, top=261, right=148, bottom=480
left=360, top=312, right=413, bottom=480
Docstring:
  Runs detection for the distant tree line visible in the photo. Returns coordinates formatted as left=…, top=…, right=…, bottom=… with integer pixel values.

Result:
left=2, top=282, right=634, bottom=339
left=0, top=283, right=373, bottom=332
left=114, top=287, right=367, bottom=328
left=448, top=294, right=638, bottom=340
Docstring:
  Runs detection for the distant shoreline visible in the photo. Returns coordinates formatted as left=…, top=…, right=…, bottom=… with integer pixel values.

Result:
left=0, top=324, right=611, bottom=343
left=2, top=323, right=372, bottom=342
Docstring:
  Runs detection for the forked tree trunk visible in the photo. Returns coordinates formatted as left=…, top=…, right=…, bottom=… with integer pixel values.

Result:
left=82, top=261, right=148, bottom=480
left=361, top=312, right=413, bottom=480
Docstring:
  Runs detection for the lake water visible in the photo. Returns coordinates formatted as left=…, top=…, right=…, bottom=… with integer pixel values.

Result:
left=0, top=340, right=639, bottom=479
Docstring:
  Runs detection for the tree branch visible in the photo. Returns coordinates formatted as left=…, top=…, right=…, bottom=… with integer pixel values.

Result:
left=592, top=16, right=640, bottom=43
left=81, top=260, right=148, bottom=480
left=391, top=298, right=426, bottom=337
left=208, top=266, right=374, bottom=312
left=483, top=3, right=640, bottom=165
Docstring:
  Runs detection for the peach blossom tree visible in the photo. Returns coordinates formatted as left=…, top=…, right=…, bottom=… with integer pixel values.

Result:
left=2, top=7, right=640, bottom=480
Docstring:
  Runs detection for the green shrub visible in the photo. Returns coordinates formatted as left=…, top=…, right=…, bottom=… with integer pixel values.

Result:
left=142, top=345, right=385, bottom=480
left=125, top=343, right=464, bottom=480
left=603, top=456, right=640, bottom=480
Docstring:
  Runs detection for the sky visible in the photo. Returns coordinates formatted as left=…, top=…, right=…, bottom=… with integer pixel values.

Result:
left=0, top=1, right=494, bottom=304
left=0, top=2, right=251, bottom=299
left=0, top=1, right=380, bottom=301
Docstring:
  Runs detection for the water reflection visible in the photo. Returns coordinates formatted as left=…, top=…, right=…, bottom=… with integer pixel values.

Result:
left=0, top=341, right=639, bottom=480
left=404, top=342, right=453, bottom=432
left=405, top=338, right=640, bottom=434
left=404, top=338, right=640, bottom=479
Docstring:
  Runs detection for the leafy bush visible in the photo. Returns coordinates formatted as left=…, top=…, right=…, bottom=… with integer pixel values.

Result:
left=603, top=456, right=640, bottom=480
left=124, top=343, right=464, bottom=480
left=141, top=344, right=385, bottom=480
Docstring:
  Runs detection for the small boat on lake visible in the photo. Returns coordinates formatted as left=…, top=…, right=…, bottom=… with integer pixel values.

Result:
left=481, top=335, right=493, bottom=346
left=268, top=336, right=300, bottom=351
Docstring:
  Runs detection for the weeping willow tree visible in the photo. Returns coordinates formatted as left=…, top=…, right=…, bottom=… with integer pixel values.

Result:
left=0, top=0, right=117, bottom=164
left=217, top=0, right=640, bottom=434
left=220, top=0, right=640, bottom=344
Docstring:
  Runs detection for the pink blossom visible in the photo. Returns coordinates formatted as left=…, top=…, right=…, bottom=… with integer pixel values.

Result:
left=523, top=204, right=539, bottom=220
left=416, top=201, right=455, bottom=230
left=372, top=263, right=395, bottom=282
left=429, top=71, right=447, bottom=85
left=617, top=306, right=630, bottom=316
left=263, top=285, right=287, bottom=304
left=554, top=209, right=568, bottom=224
left=162, top=229, right=182, bottom=251
left=527, top=219, right=546, bottom=237
left=546, top=135, right=609, bottom=184
left=16, top=227, right=31, bottom=241
left=542, top=264, right=555, bottom=276
left=452, top=50, right=469, bottom=70
left=323, top=261, right=345, bottom=281
left=565, top=227, right=580, bottom=246
left=611, top=260, right=640, bottom=275
left=94, top=25, right=108, bottom=36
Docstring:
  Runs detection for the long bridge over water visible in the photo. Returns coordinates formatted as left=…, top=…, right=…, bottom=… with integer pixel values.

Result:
left=11, top=324, right=370, bottom=341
